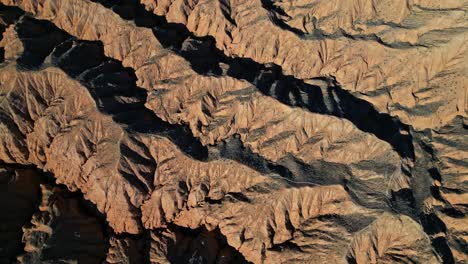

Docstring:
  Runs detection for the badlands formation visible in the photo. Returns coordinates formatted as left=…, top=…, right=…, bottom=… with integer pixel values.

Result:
left=0, top=0, right=466, bottom=263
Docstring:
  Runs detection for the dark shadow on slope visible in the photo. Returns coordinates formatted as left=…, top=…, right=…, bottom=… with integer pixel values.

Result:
left=0, top=164, right=110, bottom=264
left=38, top=186, right=109, bottom=263
left=9, top=3, right=417, bottom=217
left=259, top=0, right=305, bottom=36
left=15, top=16, right=69, bottom=69
left=91, top=0, right=415, bottom=162
left=17, top=172, right=110, bottom=264
left=13, top=13, right=305, bottom=184
left=259, top=0, right=426, bottom=49
left=411, top=129, right=458, bottom=264
left=420, top=213, right=455, bottom=264
left=209, top=135, right=397, bottom=211
left=163, top=225, right=251, bottom=264
left=0, top=5, right=23, bottom=28
left=0, top=166, right=41, bottom=264
left=53, top=41, right=208, bottom=161
left=14, top=16, right=208, bottom=161
left=208, top=135, right=295, bottom=179
left=90, top=0, right=417, bottom=215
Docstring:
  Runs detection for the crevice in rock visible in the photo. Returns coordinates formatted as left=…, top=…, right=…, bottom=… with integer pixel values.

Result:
left=91, top=0, right=415, bottom=163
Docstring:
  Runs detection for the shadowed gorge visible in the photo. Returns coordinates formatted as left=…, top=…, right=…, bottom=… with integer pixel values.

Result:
left=18, top=183, right=110, bottom=263
left=14, top=15, right=208, bottom=162
left=0, top=0, right=466, bottom=263
left=12, top=14, right=301, bottom=185
left=92, top=0, right=415, bottom=162
left=0, top=165, right=41, bottom=263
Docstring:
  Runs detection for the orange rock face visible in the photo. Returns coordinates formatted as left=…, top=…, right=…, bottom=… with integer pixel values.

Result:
left=0, top=0, right=466, bottom=263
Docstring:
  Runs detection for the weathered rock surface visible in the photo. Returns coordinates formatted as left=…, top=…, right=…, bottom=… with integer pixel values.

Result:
left=142, top=0, right=467, bottom=130
left=0, top=0, right=466, bottom=263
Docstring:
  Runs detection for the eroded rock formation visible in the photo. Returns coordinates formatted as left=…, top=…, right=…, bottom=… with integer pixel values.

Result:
left=0, top=0, right=466, bottom=263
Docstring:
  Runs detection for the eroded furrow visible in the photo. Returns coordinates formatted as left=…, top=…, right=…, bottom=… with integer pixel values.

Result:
left=0, top=0, right=464, bottom=263
left=13, top=15, right=208, bottom=162
left=11, top=12, right=307, bottom=188
left=259, top=0, right=428, bottom=49
left=5, top=3, right=403, bottom=211
left=92, top=0, right=415, bottom=162
left=0, top=0, right=414, bottom=219
left=137, top=0, right=467, bottom=133
left=76, top=0, right=416, bottom=216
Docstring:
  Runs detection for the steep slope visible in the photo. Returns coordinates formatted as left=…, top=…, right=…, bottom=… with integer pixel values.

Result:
left=0, top=0, right=466, bottom=263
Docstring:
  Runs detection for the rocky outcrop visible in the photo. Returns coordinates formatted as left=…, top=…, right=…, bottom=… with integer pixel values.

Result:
left=0, top=0, right=466, bottom=263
